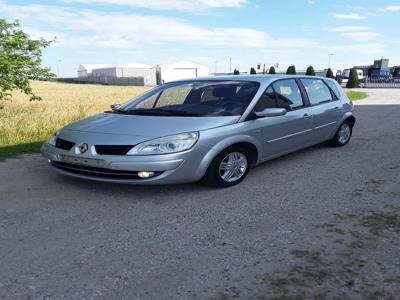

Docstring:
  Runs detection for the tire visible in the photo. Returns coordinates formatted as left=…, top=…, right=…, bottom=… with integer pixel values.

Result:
left=202, top=146, right=251, bottom=187
left=324, top=120, right=353, bottom=147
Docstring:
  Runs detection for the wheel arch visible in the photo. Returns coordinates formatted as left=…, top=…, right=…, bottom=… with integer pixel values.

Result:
left=345, top=115, right=356, bottom=128
left=195, top=136, right=262, bottom=180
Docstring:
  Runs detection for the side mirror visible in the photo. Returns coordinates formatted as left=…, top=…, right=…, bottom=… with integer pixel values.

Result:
left=111, top=103, right=121, bottom=111
left=254, top=108, right=287, bottom=118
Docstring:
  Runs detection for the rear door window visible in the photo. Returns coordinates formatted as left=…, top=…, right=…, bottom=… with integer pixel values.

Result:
left=300, top=79, right=332, bottom=105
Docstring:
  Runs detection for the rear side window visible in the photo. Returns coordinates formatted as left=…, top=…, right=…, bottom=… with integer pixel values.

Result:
left=300, top=79, right=332, bottom=105
left=271, top=79, right=303, bottom=109
left=324, top=80, right=341, bottom=99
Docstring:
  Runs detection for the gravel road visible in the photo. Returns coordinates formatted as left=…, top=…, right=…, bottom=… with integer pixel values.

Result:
left=1, top=89, right=400, bottom=299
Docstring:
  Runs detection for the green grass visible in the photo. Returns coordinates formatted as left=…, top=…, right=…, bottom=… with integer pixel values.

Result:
left=345, top=90, right=368, bottom=101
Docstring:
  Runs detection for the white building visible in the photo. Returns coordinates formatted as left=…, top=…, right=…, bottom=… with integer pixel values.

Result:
left=77, top=64, right=111, bottom=77
left=91, top=62, right=157, bottom=86
left=156, top=61, right=210, bottom=84
left=256, top=62, right=279, bottom=74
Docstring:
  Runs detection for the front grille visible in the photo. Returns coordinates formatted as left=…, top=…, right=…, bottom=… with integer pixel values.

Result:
left=95, top=145, right=134, bottom=155
left=55, top=138, right=75, bottom=151
left=51, top=161, right=162, bottom=180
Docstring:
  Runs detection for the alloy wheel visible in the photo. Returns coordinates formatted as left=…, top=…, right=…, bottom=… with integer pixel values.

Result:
left=218, top=152, right=248, bottom=183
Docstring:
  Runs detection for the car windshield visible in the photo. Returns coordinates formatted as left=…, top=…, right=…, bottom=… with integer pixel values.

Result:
left=114, top=80, right=260, bottom=117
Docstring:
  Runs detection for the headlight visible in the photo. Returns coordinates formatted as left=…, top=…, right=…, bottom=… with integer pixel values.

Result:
left=127, top=132, right=199, bottom=155
left=48, top=131, right=59, bottom=146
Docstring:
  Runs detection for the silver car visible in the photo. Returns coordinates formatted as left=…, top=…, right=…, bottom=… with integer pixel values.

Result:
left=41, top=75, right=355, bottom=187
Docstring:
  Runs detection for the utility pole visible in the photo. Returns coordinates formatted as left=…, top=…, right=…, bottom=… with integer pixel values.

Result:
left=229, top=57, right=232, bottom=74
left=328, top=54, right=334, bottom=69
left=214, top=61, right=218, bottom=74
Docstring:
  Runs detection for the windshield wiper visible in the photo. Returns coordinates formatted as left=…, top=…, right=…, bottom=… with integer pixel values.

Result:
left=115, top=108, right=203, bottom=116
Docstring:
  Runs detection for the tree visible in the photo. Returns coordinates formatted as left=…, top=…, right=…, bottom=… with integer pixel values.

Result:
left=0, top=19, right=54, bottom=101
left=346, top=68, right=359, bottom=88
left=306, top=65, right=315, bottom=76
left=390, top=66, right=400, bottom=77
left=326, top=68, right=335, bottom=79
left=268, top=66, right=276, bottom=74
left=286, top=65, right=296, bottom=75
left=250, top=67, right=256, bottom=75
left=233, top=69, right=240, bottom=75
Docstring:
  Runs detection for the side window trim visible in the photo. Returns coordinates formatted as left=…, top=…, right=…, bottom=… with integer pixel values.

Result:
left=295, top=78, right=311, bottom=108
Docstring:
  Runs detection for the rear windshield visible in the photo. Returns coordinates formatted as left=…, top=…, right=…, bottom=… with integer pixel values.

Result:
left=117, top=80, right=260, bottom=117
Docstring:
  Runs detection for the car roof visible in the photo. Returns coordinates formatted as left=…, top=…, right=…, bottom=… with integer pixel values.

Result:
left=170, top=74, right=333, bottom=85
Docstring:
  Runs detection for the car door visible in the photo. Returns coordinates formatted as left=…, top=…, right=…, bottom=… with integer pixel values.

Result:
left=252, top=79, right=314, bottom=159
left=299, top=78, right=342, bottom=142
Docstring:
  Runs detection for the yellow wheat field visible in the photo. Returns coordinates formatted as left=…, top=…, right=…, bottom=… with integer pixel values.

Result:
left=0, top=81, right=151, bottom=148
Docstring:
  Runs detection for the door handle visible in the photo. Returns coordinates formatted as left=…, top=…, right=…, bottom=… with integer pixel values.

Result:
left=303, top=113, right=312, bottom=119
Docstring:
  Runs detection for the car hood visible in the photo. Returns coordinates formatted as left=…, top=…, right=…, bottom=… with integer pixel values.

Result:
left=62, top=113, right=240, bottom=138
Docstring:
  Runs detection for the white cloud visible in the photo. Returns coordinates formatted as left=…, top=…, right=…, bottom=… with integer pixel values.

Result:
left=340, top=31, right=381, bottom=41
left=21, top=26, right=59, bottom=41
left=0, top=2, right=319, bottom=49
left=328, top=26, right=380, bottom=41
left=328, top=26, right=371, bottom=32
left=308, top=0, right=316, bottom=5
left=379, top=5, right=400, bottom=12
left=333, top=13, right=366, bottom=20
left=330, top=43, right=385, bottom=55
left=61, top=0, right=247, bottom=11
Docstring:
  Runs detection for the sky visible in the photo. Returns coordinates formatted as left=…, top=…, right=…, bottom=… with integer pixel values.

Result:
left=1, top=0, right=399, bottom=77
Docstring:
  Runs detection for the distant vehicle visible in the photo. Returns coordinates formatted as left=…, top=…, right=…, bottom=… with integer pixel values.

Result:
left=368, top=68, right=390, bottom=80
left=41, top=75, right=355, bottom=187
left=341, top=69, right=364, bottom=83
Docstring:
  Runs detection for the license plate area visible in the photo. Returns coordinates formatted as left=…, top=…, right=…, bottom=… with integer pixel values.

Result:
left=60, top=155, right=103, bottom=167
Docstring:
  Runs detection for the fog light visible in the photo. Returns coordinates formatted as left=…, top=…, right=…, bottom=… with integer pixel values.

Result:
left=137, top=171, right=155, bottom=178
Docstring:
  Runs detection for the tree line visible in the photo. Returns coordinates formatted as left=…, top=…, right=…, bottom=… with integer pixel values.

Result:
left=234, top=65, right=360, bottom=88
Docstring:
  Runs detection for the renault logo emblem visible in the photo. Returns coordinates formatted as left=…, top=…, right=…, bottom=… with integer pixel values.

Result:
left=78, top=143, right=89, bottom=154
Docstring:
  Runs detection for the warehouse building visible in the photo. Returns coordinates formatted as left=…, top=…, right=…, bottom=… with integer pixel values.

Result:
left=77, top=64, right=111, bottom=77
left=77, top=61, right=210, bottom=86
left=156, top=61, right=210, bottom=84
left=91, top=62, right=157, bottom=86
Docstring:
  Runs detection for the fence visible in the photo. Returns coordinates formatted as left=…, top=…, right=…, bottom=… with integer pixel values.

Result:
left=364, top=78, right=400, bottom=88
left=56, top=76, right=145, bottom=86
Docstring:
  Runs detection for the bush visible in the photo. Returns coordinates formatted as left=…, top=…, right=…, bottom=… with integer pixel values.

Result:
left=306, top=65, right=315, bottom=76
left=346, top=68, right=359, bottom=88
left=326, top=68, right=335, bottom=79
left=250, top=67, right=256, bottom=75
left=233, top=69, right=240, bottom=75
left=286, top=65, right=296, bottom=75
left=269, top=66, right=276, bottom=74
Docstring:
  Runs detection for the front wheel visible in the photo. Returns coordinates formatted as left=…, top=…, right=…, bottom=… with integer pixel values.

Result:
left=202, top=146, right=250, bottom=187
left=325, top=121, right=353, bottom=147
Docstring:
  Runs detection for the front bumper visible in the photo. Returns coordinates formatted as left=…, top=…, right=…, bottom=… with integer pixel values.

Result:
left=41, top=142, right=211, bottom=185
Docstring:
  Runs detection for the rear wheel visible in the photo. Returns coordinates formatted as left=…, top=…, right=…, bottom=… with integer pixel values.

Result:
left=202, top=146, right=250, bottom=187
left=325, top=120, right=353, bottom=147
